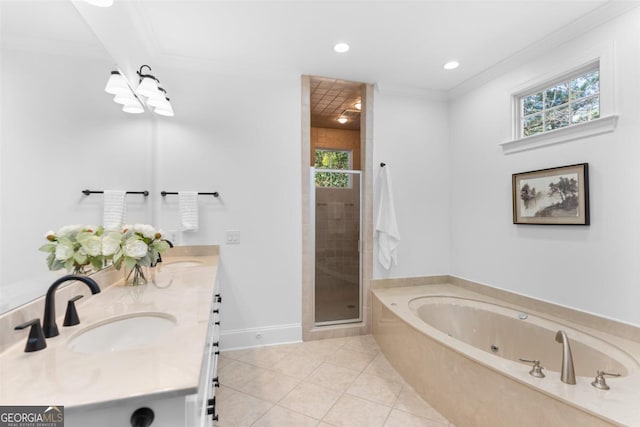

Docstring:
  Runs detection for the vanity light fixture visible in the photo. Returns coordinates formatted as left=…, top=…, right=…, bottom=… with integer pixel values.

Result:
left=105, top=70, right=144, bottom=114
left=443, top=61, right=460, bottom=70
left=136, top=65, right=174, bottom=117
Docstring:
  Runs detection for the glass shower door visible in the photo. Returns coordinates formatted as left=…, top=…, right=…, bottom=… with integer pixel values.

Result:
left=312, top=168, right=362, bottom=325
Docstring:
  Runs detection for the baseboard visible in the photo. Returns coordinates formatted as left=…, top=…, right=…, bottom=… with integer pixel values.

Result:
left=219, top=323, right=302, bottom=351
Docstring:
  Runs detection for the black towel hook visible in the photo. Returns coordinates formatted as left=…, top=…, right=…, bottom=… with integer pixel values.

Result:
left=380, top=162, right=386, bottom=167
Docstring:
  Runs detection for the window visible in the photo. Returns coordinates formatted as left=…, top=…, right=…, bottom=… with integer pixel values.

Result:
left=314, top=149, right=351, bottom=188
left=520, top=66, right=600, bottom=138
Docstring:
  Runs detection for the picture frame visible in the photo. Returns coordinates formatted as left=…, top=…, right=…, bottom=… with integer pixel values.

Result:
left=512, top=163, right=589, bottom=225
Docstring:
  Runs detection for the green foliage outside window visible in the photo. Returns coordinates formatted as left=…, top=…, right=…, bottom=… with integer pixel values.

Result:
left=521, top=69, right=599, bottom=137
left=314, top=150, right=350, bottom=188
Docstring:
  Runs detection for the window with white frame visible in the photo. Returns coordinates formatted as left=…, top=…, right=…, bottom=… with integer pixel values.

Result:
left=519, top=64, right=600, bottom=138
left=314, top=149, right=352, bottom=188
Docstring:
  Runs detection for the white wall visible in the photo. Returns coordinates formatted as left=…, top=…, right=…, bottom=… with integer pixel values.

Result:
left=153, top=68, right=303, bottom=346
left=0, top=48, right=152, bottom=312
left=373, top=91, right=451, bottom=279
left=449, top=9, right=640, bottom=325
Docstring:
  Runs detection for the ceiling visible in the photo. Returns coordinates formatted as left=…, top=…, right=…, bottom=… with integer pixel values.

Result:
left=311, top=77, right=362, bottom=130
left=4, top=1, right=639, bottom=99
left=119, top=0, right=630, bottom=93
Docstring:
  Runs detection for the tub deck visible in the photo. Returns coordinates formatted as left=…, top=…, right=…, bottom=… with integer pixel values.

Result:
left=372, top=283, right=640, bottom=427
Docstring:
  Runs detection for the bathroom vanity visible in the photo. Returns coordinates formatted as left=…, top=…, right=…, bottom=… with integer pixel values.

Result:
left=0, top=246, right=220, bottom=427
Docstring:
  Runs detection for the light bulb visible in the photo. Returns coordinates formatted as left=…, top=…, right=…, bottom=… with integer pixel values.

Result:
left=136, top=76, right=160, bottom=98
left=113, top=92, right=138, bottom=105
left=105, top=71, right=129, bottom=95
left=154, top=105, right=174, bottom=117
left=123, top=103, right=144, bottom=114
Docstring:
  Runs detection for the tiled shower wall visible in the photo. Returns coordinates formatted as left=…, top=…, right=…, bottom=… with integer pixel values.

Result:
left=315, top=178, right=361, bottom=323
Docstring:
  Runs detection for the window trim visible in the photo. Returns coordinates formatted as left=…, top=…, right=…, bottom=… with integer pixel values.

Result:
left=518, top=62, right=600, bottom=138
left=502, top=43, right=616, bottom=154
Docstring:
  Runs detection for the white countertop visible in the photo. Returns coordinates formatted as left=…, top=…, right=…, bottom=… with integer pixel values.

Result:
left=0, top=247, right=218, bottom=410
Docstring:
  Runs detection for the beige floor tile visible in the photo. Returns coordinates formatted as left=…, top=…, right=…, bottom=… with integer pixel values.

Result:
left=295, top=337, right=349, bottom=358
left=279, top=381, right=342, bottom=419
left=346, top=373, right=403, bottom=406
left=252, top=405, right=319, bottom=427
left=306, top=362, right=361, bottom=392
left=214, top=336, right=452, bottom=427
left=363, top=353, right=404, bottom=383
left=325, top=348, right=377, bottom=372
left=235, top=369, right=300, bottom=403
left=393, top=386, right=449, bottom=424
left=271, top=351, right=325, bottom=379
left=223, top=344, right=295, bottom=368
left=322, top=394, right=391, bottom=427
left=214, top=386, right=273, bottom=427
left=342, top=335, right=381, bottom=356
left=384, top=409, right=447, bottom=427
left=218, top=360, right=268, bottom=389
left=216, top=354, right=233, bottom=370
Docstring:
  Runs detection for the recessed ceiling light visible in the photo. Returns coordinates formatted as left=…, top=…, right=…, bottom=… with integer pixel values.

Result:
left=337, top=116, right=348, bottom=124
left=334, top=43, right=350, bottom=53
left=354, top=101, right=361, bottom=110
left=443, top=61, right=460, bottom=70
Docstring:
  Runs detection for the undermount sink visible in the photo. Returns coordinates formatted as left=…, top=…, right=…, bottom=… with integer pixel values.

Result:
left=68, top=313, right=176, bottom=353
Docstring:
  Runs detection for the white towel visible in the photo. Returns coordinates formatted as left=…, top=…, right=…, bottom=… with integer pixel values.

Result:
left=103, top=190, right=127, bottom=231
left=179, top=191, right=199, bottom=231
left=375, top=166, right=400, bottom=269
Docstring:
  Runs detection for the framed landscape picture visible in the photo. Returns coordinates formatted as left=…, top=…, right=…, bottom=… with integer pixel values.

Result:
left=512, top=163, right=589, bottom=225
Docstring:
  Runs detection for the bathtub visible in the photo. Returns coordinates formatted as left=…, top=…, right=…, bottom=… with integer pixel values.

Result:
left=372, top=284, right=640, bottom=427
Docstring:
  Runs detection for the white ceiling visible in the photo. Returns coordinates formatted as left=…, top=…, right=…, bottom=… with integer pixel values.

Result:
left=122, top=0, right=634, bottom=94
left=3, top=1, right=639, bottom=96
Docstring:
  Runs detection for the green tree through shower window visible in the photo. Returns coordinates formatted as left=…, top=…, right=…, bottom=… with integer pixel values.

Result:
left=315, top=149, right=351, bottom=188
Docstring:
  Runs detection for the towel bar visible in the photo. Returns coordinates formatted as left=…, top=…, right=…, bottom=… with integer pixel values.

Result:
left=161, top=191, right=219, bottom=198
left=82, top=190, right=149, bottom=196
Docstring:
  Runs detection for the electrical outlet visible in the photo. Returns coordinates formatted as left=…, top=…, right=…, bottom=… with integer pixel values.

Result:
left=225, top=230, right=240, bottom=244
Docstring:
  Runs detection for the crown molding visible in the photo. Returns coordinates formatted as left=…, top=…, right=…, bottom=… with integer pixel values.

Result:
left=447, top=1, right=640, bottom=101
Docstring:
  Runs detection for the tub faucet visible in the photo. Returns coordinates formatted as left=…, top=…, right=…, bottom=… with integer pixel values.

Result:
left=43, top=275, right=101, bottom=338
left=555, top=330, right=576, bottom=385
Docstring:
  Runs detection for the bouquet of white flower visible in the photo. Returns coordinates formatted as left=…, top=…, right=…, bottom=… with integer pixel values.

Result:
left=110, top=224, right=170, bottom=285
left=39, top=225, right=105, bottom=274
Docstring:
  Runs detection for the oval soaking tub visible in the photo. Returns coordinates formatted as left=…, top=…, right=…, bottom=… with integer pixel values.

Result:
left=409, top=296, right=638, bottom=378
left=372, top=285, right=640, bottom=427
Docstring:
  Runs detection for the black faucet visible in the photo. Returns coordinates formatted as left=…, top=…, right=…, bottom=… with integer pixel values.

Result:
left=43, top=275, right=101, bottom=338
left=155, top=239, right=174, bottom=265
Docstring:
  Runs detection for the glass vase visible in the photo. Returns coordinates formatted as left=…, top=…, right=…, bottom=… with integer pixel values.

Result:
left=124, top=264, right=149, bottom=286
left=72, top=264, right=90, bottom=275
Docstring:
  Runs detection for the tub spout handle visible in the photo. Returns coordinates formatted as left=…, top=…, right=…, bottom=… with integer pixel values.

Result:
left=591, top=370, right=621, bottom=390
left=519, top=358, right=545, bottom=378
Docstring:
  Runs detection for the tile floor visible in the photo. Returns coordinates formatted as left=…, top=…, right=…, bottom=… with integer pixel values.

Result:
left=216, top=335, right=454, bottom=427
